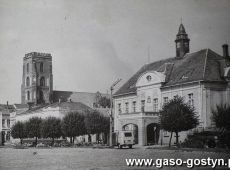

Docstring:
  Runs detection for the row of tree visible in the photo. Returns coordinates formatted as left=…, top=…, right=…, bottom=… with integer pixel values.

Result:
left=11, top=110, right=110, bottom=146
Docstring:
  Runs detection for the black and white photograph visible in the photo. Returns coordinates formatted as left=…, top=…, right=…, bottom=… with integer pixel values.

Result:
left=0, top=0, right=230, bottom=169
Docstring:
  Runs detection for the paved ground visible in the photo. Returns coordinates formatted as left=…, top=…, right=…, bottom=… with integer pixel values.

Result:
left=0, top=146, right=229, bottom=170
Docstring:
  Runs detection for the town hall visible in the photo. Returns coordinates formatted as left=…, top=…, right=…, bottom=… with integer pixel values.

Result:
left=113, top=23, right=230, bottom=146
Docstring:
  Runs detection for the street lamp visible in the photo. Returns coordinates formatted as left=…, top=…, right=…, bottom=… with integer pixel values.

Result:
left=109, top=78, right=122, bottom=147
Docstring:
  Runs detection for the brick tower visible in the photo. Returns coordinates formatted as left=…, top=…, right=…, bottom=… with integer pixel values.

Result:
left=21, top=52, right=53, bottom=105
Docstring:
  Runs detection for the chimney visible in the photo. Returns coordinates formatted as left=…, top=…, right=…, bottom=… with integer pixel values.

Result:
left=6, top=101, right=9, bottom=110
left=222, top=44, right=229, bottom=58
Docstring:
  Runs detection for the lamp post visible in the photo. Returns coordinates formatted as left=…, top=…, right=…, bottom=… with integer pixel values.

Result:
left=109, top=78, right=122, bottom=147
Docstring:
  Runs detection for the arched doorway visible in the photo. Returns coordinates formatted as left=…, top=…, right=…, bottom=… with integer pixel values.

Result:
left=38, top=90, right=44, bottom=104
left=147, top=123, right=160, bottom=145
left=122, top=124, right=138, bottom=144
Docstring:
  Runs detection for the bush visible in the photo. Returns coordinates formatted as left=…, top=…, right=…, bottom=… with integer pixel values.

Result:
left=181, top=131, right=221, bottom=149
left=181, top=137, right=205, bottom=148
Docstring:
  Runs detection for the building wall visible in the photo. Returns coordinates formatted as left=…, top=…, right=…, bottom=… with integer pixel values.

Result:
left=114, top=80, right=230, bottom=146
left=202, top=82, right=230, bottom=128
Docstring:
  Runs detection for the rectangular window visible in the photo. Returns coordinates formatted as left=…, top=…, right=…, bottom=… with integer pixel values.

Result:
left=118, top=103, right=122, bottom=114
left=2, top=119, right=5, bottom=128
left=141, top=100, right=145, bottom=112
left=7, top=119, right=10, bottom=128
left=163, top=97, right=168, bottom=105
left=125, top=102, right=129, bottom=113
left=132, top=101, right=136, bottom=112
left=153, top=98, right=158, bottom=112
left=188, top=93, right=194, bottom=106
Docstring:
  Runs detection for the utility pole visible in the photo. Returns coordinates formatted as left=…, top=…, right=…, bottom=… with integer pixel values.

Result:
left=109, top=78, right=122, bottom=147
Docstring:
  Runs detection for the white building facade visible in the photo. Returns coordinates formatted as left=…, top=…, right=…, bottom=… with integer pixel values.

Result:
left=113, top=24, right=230, bottom=146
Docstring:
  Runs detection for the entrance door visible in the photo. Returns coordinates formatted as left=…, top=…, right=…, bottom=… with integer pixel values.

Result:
left=147, top=123, right=160, bottom=145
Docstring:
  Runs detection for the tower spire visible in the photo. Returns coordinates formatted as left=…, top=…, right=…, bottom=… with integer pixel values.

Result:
left=175, top=22, right=190, bottom=58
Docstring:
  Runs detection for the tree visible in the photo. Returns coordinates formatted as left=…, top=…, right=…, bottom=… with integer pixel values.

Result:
left=100, top=116, right=110, bottom=144
left=41, top=117, right=62, bottom=145
left=11, top=121, right=26, bottom=145
left=98, top=96, right=111, bottom=108
left=212, top=104, right=230, bottom=132
left=26, top=117, right=42, bottom=146
left=84, top=110, right=110, bottom=143
left=61, top=112, right=85, bottom=144
left=160, top=96, right=199, bottom=147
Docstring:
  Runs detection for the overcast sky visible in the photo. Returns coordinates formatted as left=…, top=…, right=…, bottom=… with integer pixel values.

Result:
left=0, top=0, right=230, bottom=104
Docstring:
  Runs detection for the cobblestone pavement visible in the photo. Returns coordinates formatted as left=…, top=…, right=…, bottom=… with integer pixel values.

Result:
left=0, top=147, right=229, bottom=170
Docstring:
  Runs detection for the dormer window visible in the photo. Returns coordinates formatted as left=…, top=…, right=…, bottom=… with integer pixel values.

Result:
left=146, top=75, right=152, bottom=81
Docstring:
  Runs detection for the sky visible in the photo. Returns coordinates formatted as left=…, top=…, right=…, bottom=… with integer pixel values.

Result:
left=0, top=0, right=230, bottom=104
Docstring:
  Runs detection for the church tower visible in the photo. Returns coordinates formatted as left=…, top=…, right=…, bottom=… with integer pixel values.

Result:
left=21, top=52, right=53, bottom=105
left=175, top=23, right=190, bottom=58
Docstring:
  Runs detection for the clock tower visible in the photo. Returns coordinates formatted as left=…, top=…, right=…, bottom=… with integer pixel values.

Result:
left=21, top=52, right=53, bottom=105
left=175, top=23, right=190, bottom=58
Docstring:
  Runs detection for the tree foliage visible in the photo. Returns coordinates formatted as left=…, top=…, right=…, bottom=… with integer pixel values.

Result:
left=61, top=112, right=86, bottom=143
left=26, top=117, right=42, bottom=145
left=98, top=96, right=111, bottom=108
left=212, top=104, right=230, bottom=132
left=41, top=117, right=62, bottom=145
left=84, top=110, right=110, bottom=143
left=11, top=121, right=26, bottom=144
left=160, top=96, right=199, bottom=146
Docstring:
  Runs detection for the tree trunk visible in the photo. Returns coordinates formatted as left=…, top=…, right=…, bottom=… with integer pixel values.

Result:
left=175, top=131, right=179, bottom=146
left=35, top=137, right=38, bottom=146
left=70, top=137, right=72, bottom=144
left=73, top=137, right=75, bottom=144
left=52, top=137, right=54, bottom=146
left=20, top=138, right=23, bottom=145
left=88, top=134, right=91, bottom=143
left=169, top=131, right=173, bottom=147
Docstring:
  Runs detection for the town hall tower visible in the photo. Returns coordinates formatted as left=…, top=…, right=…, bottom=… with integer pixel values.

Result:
left=175, top=23, right=190, bottom=58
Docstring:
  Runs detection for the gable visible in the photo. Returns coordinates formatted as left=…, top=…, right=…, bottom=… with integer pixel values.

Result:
left=136, top=71, right=165, bottom=88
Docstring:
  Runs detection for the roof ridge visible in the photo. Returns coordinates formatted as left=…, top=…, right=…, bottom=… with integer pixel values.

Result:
left=202, top=49, right=209, bottom=79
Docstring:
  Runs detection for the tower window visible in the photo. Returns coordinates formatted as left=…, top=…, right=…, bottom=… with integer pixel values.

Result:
left=40, top=77, right=45, bottom=86
left=26, top=63, right=29, bottom=73
left=40, top=62, right=44, bottom=72
left=176, top=43, right=181, bottom=48
left=26, top=77, right=30, bottom=87
left=27, top=91, right=30, bottom=100
left=185, top=42, right=189, bottom=47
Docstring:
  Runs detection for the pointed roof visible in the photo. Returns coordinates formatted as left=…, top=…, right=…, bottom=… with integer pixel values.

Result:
left=114, top=49, right=226, bottom=97
left=178, top=23, right=186, bottom=34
